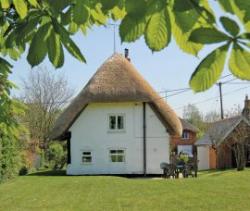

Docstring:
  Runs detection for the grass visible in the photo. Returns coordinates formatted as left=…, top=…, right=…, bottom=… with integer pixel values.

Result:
left=0, top=169, right=250, bottom=211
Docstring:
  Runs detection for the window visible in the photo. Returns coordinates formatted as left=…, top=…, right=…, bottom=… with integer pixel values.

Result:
left=117, top=115, right=124, bottom=129
left=182, top=131, right=190, bottom=139
left=178, top=145, right=193, bottom=157
left=109, top=150, right=125, bottom=162
left=108, top=114, right=125, bottom=131
left=82, top=151, right=92, bottom=164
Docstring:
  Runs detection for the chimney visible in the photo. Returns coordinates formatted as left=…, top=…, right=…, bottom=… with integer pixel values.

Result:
left=242, top=95, right=250, bottom=120
left=124, top=48, right=131, bottom=61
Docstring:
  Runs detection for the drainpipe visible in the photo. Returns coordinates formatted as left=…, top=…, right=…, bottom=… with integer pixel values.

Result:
left=66, top=132, right=72, bottom=164
left=143, top=102, right=147, bottom=176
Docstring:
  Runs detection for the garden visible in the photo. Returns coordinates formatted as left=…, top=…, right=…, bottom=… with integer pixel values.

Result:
left=0, top=169, right=250, bottom=211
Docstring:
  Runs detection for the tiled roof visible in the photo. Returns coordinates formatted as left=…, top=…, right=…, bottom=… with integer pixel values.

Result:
left=195, top=116, right=243, bottom=146
left=180, top=119, right=199, bottom=132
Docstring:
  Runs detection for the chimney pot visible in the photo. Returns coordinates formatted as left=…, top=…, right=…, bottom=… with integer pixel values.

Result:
left=242, top=94, right=250, bottom=120
left=124, top=48, right=130, bottom=61
left=125, top=48, right=129, bottom=58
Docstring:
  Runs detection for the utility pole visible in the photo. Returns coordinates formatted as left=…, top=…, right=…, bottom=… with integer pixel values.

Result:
left=218, top=82, right=224, bottom=119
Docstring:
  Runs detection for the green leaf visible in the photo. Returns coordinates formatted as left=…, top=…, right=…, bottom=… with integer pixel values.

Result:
left=47, top=29, right=64, bottom=68
left=189, top=27, right=230, bottom=44
left=173, top=0, right=193, bottom=12
left=46, top=0, right=72, bottom=16
left=190, top=44, right=229, bottom=92
left=111, top=6, right=126, bottom=20
left=233, top=0, right=250, bottom=24
left=90, top=3, right=107, bottom=25
left=0, top=57, right=12, bottom=69
left=61, top=8, right=72, bottom=25
left=239, top=33, right=250, bottom=40
left=229, top=43, right=250, bottom=80
left=146, top=0, right=166, bottom=15
left=167, top=7, right=203, bottom=55
left=73, top=0, right=89, bottom=25
left=174, top=9, right=200, bottom=33
left=1, top=0, right=10, bottom=9
left=125, top=0, right=147, bottom=17
left=28, top=0, right=38, bottom=7
left=217, top=0, right=234, bottom=14
left=13, top=0, right=27, bottom=19
left=145, top=9, right=171, bottom=51
left=27, top=23, right=51, bottom=67
left=16, top=14, right=41, bottom=44
left=52, top=19, right=86, bottom=63
left=68, top=22, right=78, bottom=34
left=120, top=15, right=146, bottom=42
left=100, top=0, right=120, bottom=11
left=220, top=16, right=240, bottom=36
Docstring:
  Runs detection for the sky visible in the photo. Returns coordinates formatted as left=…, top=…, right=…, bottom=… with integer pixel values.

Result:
left=9, top=1, right=250, bottom=118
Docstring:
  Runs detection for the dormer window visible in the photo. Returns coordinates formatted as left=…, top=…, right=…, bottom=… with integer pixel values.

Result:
left=108, top=114, right=125, bottom=131
left=182, top=131, right=190, bottom=139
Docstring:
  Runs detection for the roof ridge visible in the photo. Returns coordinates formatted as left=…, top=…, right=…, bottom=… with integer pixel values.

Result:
left=211, top=115, right=241, bottom=124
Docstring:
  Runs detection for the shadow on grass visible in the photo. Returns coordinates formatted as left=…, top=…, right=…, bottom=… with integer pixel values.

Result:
left=28, top=170, right=66, bottom=176
left=199, top=168, right=250, bottom=177
left=27, top=170, right=163, bottom=179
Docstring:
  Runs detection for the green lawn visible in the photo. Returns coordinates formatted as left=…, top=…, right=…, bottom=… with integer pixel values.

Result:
left=0, top=169, right=250, bottom=211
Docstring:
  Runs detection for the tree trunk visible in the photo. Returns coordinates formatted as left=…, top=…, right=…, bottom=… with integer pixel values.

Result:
left=234, top=143, right=245, bottom=171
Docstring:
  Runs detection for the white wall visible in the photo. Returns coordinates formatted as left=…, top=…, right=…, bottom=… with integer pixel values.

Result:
left=197, top=146, right=210, bottom=170
left=67, top=102, right=170, bottom=175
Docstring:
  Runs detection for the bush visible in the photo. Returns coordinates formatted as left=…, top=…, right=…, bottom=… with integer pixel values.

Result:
left=0, top=135, right=21, bottom=182
left=47, top=143, right=66, bottom=170
left=19, top=166, right=28, bottom=176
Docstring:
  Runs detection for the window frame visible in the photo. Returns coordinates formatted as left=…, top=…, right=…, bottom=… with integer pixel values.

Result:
left=109, top=149, right=126, bottom=163
left=177, top=145, right=193, bottom=157
left=81, top=150, right=93, bottom=165
left=182, top=131, right=190, bottom=140
left=107, top=114, right=126, bottom=132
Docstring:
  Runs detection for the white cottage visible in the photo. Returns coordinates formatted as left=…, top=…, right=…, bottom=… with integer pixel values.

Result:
left=50, top=53, right=182, bottom=175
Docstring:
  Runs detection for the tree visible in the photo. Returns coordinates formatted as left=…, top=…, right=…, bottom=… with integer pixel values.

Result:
left=183, top=104, right=203, bottom=126
left=224, top=104, right=242, bottom=119
left=20, top=66, right=74, bottom=150
left=204, top=110, right=220, bottom=123
left=0, top=99, right=26, bottom=182
left=225, top=122, right=250, bottom=171
left=0, top=0, right=249, bottom=93
left=183, top=104, right=207, bottom=138
left=0, top=0, right=250, bottom=180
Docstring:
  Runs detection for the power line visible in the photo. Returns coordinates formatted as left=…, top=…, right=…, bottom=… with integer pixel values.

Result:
left=165, top=89, right=191, bottom=98
left=157, top=88, right=190, bottom=94
left=174, top=85, right=250, bottom=111
left=224, top=82, right=250, bottom=85
left=220, top=74, right=232, bottom=79
left=221, top=78, right=237, bottom=84
left=157, top=74, right=233, bottom=96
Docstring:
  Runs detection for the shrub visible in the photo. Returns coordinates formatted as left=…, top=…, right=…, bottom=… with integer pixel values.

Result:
left=47, top=143, right=66, bottom=170
left=19, top=166, right=28, bottom=176
left=0, top=134, right=21, bottom=182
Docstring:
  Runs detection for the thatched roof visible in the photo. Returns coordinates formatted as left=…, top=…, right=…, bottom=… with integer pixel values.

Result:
left=195, top=116, right=250, bottom=146
left=50, top=53, right=182, bottom=140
